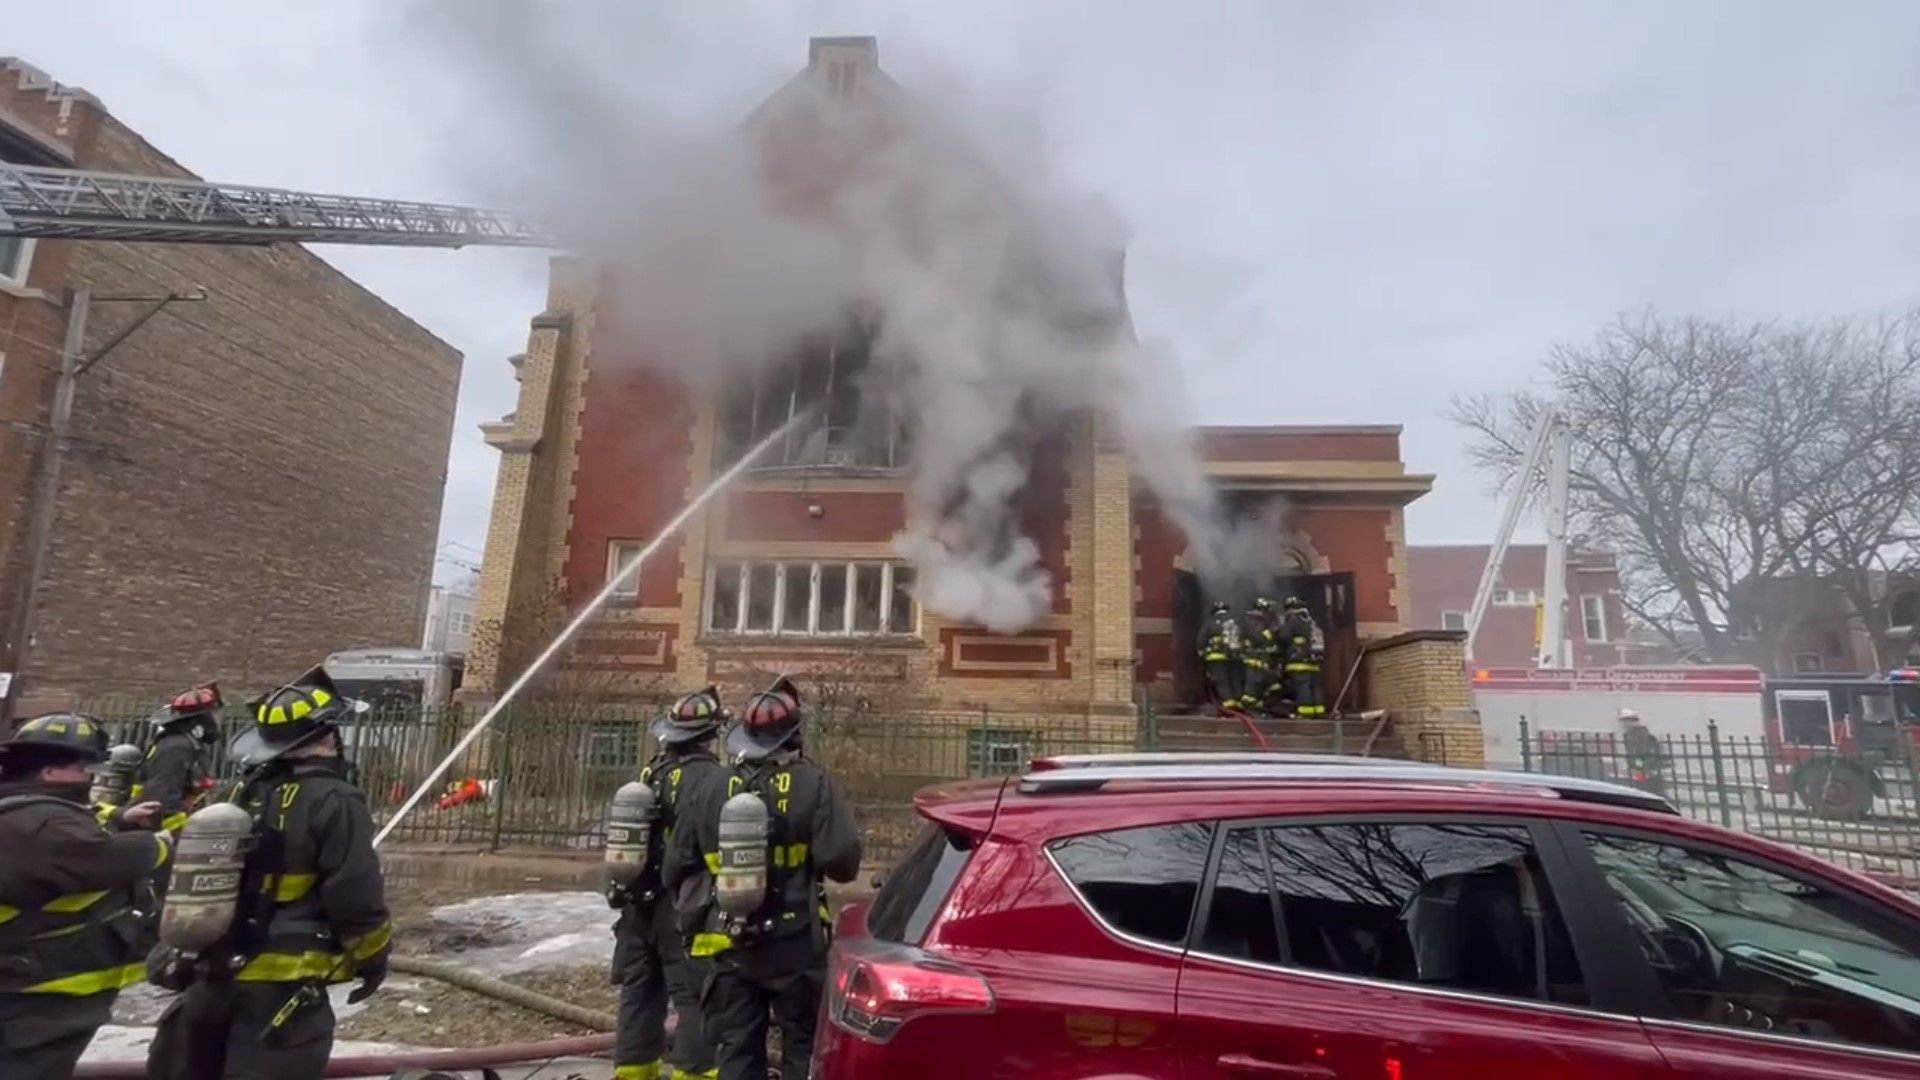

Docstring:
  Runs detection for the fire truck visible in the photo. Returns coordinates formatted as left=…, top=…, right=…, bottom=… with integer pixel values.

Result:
left=1763, top=668, right=1920, bottom=818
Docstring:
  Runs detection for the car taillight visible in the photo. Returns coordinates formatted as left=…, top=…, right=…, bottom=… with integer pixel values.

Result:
left=827, top=942, right=994, bottom=1044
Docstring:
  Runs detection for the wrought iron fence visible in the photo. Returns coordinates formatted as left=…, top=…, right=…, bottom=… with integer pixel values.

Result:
left=1515, top=719, right=1920, bottom=893
left=77, top=700, right=1153, bottom=865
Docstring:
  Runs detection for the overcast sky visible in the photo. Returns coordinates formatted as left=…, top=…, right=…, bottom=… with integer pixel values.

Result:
left=13, top=1, right=1920, bottom=585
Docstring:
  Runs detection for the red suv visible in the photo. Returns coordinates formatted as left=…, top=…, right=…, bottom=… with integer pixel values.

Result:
left=814, top=753, right=1920, bottom=1078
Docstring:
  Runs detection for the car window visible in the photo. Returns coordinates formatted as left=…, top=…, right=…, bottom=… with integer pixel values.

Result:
left=1198, top=827, right=1281, bottom=963
left=1050, top=822, right=1212, bottom=946
left=1262, top=822, right=1588, bottom=1006
left=1583, top=831, right=1920, bottom=1055
left=869, top=824, right=971, bottom=944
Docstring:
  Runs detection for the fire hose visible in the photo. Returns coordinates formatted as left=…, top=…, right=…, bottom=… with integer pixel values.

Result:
left=387, top=954, right=617, bottom=1031
left=74, top=955, right=618, bottom=1080
left=76, top=1033, right=617, bottom=1079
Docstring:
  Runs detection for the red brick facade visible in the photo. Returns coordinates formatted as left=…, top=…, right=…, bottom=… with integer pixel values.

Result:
left=0, top=60, right=461, bottom=710
left=466, top=39, right=1433, bottom=721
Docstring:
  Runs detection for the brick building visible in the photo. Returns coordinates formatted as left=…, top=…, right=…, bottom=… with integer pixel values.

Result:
left=0, top=59, right=462, bottom=711
left=466, top=38, right=1460, bottom=747
left=1407, top=544, right=1641, bottom=667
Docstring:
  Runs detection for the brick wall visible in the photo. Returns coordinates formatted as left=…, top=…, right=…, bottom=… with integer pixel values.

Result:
left=1, top=68, right=460, bottom=708
left=1362, top=629, right=1484, bottom=768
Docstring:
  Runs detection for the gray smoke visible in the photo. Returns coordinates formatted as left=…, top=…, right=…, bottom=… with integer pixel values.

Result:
left=409, top=9, right=1254, bottom=631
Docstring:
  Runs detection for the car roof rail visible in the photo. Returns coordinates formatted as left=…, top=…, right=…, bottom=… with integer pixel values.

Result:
left=1018, top=755, right=1678, bottom=814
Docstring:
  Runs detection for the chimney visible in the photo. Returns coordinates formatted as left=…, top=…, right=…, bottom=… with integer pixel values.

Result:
left=808, top=36, right=878, bottom=99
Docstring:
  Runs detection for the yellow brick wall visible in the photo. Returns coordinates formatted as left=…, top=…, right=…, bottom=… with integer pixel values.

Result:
left=1362, top=631, right=1483, bottom=768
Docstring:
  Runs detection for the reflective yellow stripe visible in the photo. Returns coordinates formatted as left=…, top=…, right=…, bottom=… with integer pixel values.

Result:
left=161, top=811, right=190, bottom=833
left=689, top=932, right=733, bottom=958
left=704, top=852, right=721, bottom=874
left=613, top=1064, right=663, bottom=1080
left=274, top=873, right=317, bottom=902
left=0, top=906, right=16, bottom=925
left=43, top=891, right=108, bottom=913
left=772, top=842, right=809, bottom=869
left=22, top=962, right=146, bottom=995
left=345, top=921, right=393, bottom=961
left=679, top=1070, right=719, bottom=1080
left=95, top=804, right=117, bottom=826
left=153, top=833, right=172, bottom=868
left=29, top=922, right=90, bottom=941
left=131, top=781, right=147, bottom=797
left=235, top=950, right=347, bottom=982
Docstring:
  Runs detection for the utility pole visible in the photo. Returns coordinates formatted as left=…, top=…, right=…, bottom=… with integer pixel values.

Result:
left=1, top=287, right=204, bottom=724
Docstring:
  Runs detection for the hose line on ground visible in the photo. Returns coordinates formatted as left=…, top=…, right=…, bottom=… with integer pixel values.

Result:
left=389, top=953, right=618, bottom=1031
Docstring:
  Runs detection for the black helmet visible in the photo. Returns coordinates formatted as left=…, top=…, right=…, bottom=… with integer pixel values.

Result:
left=232, top=665, right=358, bottom=766
left=1283, top=595, right=1306, bottom=610
left=652, top=686, right=725, bottom=746
left=1209, top=600, right=1232, bottom=616
left=0, top=712, right=109, bottom=767
left=1252, top=597, right=1275, bottom=613
left=727, top=676, right=804, bottom=761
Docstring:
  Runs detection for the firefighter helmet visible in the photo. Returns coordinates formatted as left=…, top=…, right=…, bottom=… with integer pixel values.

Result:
left=1283, top=595, right=1306, bottom=611
left=0, top=712, right=109, bottom=767
left=155, top=682, right=222, bottom=728
left=652, top=686, right=725, bottom=746
left=1252, top=597, right=1275, bottom=613
left=727, top=676, right=804, bottom=760
left=231, top=665, right=358, bottom=766
left=1210, top=600, right=1232, bottom=617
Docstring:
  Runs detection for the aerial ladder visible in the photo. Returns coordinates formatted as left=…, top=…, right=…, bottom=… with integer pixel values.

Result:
left=1464, top=409, right=1573, bottom=668
left=0, top=162, right=554, bottom=722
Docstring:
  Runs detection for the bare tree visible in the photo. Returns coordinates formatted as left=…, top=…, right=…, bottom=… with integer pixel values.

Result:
left=1454, top=310, right=1920, bottom=666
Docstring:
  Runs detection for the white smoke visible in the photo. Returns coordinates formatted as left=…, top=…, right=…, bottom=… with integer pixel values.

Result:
left=410, top=11, right=1259, bottom=630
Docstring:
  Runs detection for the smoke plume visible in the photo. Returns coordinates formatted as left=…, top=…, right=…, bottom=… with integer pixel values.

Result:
left=409, top=9, right=1258, bottom=631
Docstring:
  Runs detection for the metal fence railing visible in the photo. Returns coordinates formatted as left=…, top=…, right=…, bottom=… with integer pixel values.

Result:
left=77, top=701, right=1153, bottom=865
left=1513, top=719, right=1920, bottom=893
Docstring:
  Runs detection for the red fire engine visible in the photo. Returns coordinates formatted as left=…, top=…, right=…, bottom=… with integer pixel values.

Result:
left=1764, top=668, right=1920, bottom=818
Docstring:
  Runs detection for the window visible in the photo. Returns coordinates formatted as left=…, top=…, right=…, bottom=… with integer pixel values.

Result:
left=713, top=321, right=910, bottom=471
left=1199, top=828, right=1282, bottom=963
left=1441, top=610, right=1468, bottom=632
left=966, top=728, right=1031, bottom=776
left=1492, top=588, right=1539, bottom=608
left=1581, top=595, right=1608, bottom=642
left=0, top=236, right=33, bottom=286
left=1050, top=823, right=1213, bottom=946
left=1583, top=831, right=1920, bottom=1055
left=705, top=559, right=918, bottom=636
left=449, top=611, right=473, bottom=636
left=606, top=540, right=646, bottom=600
left=1776, top=691, right=1834, bottom=746
left=1259, top=822, right=1586, bottom=1005
left=869, top=825, right=972, bottom=945
left=1793, top=652, right=1825, bottom=674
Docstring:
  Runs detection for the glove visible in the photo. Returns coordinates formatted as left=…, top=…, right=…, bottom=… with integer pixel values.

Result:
left=146, top=944, right=195, bottom=992
left=347, top=955, right=388, bottom=1004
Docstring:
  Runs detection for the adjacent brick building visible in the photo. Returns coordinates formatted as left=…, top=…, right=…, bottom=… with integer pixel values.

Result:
left=467, top=38, right=1441, bottom=734
left=0, top=59, right=462, bottom=711
left=1407, top=544, right=1641, bottom=667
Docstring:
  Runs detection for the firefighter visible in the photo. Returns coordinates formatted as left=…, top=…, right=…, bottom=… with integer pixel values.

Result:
left=1617, top=709, right=1668, bottom=797
left=611, top=688, right=728, bottom=1080
left=667, top=677, right=860, bottom=1080
left=1243, top=597, right=1281, bottom=715
left=1280, top=596, right=1326, bottom=718
left=146, top=665, right=392, bottom=1080
left=0, top=713, right=169, bottom=1079
left=1199, top=600, right=1247, bottom=713
left=135, top=683, right=222, bottom=837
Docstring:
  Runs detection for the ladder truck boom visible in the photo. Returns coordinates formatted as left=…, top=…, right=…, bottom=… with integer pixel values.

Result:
left=0, top=161, right=550, bottom=248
